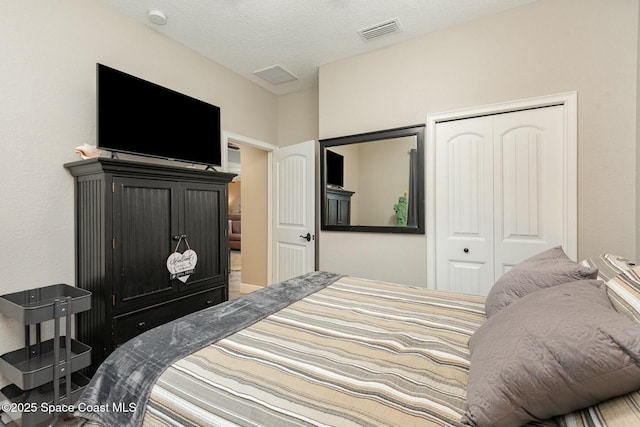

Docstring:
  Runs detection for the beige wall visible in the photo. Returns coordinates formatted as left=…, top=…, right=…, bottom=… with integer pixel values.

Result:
left=637, top=1, right=640, bottom=260
left=332, top=137, right=415, bottom=226
left=357, top=137, right=415, bottom=226
left=228, top=181, right=241, bottom=214
left=278, top=88, right=319, bottom=147
left=0, top=0, right=278, bottom=386
left=319, top=0, right=639, bottom=286
left=278, top=87, right=320, bottom=264
left=239, top=145, right=269, bottom=286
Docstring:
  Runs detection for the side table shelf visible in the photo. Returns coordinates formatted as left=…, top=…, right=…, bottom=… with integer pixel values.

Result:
left=0, top=284, right=91, bottom=427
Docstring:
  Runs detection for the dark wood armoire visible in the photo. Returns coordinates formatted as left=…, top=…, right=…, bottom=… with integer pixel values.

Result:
left=65, top=158, right=235, bottom=374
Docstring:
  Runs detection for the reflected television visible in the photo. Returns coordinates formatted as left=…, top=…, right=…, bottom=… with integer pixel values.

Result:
left=326, top=150, right=344, bottom=188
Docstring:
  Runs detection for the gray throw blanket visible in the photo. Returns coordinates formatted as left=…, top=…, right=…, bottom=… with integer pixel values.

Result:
left=75, top=271, right=343, bottom=427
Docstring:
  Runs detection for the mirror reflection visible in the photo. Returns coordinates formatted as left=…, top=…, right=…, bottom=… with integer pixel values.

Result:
left=320, top=125, right=425, bottom=233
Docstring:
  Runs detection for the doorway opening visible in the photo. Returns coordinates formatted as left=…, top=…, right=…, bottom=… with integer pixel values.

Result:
left=227, top=143, right=242, bottom=298
left=223, top=132, right=276, bottom=299
left=222, top=131, right=317, bottom=295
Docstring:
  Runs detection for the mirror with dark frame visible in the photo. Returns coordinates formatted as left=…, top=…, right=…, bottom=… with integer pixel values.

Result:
left=320, top=124, right=425, bottom=233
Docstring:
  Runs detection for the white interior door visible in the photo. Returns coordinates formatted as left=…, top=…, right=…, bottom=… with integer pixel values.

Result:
left=435, top=105, right=567, bottom=295
left=272, top=140, right=315, bottom=282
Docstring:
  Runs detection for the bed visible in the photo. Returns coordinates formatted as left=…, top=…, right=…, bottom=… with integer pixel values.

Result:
left=75, top=251, right=640, bottom=427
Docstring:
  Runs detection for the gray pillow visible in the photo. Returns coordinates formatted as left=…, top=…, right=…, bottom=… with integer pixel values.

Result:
left=462, top=280, right=640, bottom=427
left=485, top=246, right=598, bottom=317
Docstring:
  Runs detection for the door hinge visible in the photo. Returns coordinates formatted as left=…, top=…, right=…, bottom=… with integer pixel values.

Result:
left=112, top=182, right=115, bottom=193
left=112, top=239, right=115, bottom=250
left=112, top=295, right=116, bottom=306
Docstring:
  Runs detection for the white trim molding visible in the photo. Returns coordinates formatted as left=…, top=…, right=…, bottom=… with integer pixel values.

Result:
left=222, top=130, right=278, bottom=172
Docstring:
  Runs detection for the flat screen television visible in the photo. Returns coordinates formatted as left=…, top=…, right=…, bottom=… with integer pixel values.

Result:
left=326, top=149, right=344, bottom=188
left=97, top=63, right=222, bottom=167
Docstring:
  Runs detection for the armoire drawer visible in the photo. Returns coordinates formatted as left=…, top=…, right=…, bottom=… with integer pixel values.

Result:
left=113, top=287, right=226, bottom=347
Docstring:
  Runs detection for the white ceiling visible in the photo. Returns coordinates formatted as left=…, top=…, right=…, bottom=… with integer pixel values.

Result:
left=101, top=0, right=536, bottom=95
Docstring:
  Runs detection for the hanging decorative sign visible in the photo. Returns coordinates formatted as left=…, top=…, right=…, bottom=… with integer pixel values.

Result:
left=166, top=235, right=198, bottom=283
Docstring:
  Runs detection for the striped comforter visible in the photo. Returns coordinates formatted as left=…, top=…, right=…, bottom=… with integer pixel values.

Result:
left=116, top=257, right=640, bottom=427
left=142, top=277, right=487, bottom=426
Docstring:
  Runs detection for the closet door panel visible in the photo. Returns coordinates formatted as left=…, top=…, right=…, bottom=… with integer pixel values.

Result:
left=435, top=117, right=494, bottom=295
left=501, top=128, right=540, bottom=238
left=493, top=106, right=565, bottom=278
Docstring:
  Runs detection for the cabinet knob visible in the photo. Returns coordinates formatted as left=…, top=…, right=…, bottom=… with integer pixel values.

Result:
left=137, top=321, right=147, bottom=330
left=205, top=300, right=213, bottom=306
left=463, top=248, right=469, bottom=253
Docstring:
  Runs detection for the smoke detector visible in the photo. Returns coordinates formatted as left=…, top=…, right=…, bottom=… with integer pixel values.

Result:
left=148, top=9, right=167, bottom=26
left=358, top=18, right=401, bottom=41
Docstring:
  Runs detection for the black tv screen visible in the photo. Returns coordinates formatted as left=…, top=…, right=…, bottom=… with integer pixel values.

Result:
left=326, top=150, right=344, bottom=187
left=97, top=63, right=222, bottom=166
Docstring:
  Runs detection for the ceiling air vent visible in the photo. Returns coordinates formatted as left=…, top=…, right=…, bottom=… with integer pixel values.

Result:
left=358, top=18, right=401, bottom=41
left=254, top=65, right=298, bottom=85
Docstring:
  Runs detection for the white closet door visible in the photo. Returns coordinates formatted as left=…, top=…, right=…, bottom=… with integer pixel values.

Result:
left=493, top=106, right=565, bottom=279
left=435, top=116, right=495, bottom=295
left=435, top=105, right=566, bottom=296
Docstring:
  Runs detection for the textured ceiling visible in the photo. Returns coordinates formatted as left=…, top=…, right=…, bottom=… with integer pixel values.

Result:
left=101, top=0, right=536, bottom=95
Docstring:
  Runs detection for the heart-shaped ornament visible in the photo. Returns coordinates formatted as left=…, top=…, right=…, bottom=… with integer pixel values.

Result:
left=166, top=249, right=198, bottom=283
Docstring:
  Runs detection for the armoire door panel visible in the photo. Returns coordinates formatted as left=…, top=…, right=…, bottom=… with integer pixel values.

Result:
left=181, top=183, right=225, bottom=290
left=113, top=178, right=178, bottom=311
